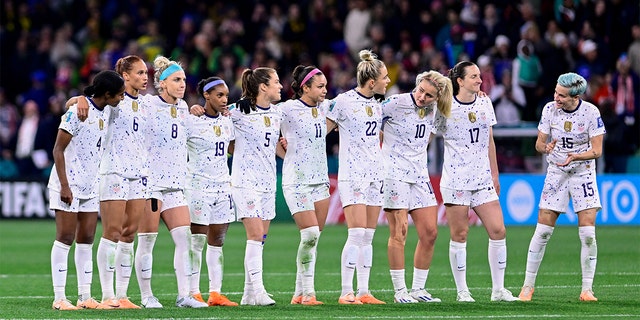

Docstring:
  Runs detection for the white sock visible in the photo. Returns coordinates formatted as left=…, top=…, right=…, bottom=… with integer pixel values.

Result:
left=170, top=226, right=192, bottom=298
left=75, top=243, right=93, bottom=301
left=115, top=241, right=134, bottom=299
left=524, top=223, right=554, bottom=287
left=297, top=226, right=320, bottom=296
left=390, top=269, right=406, bottom=292
left=97, top=237, right=116, bottom=300
left=579, top=226, right=597, bottom=291
left=341, top=227, right=363, bottom=296
left=411, top=267, right=429, bottom=291
left=356, top=228, right=375, bottom=297
left=245, top=240, right=264, bottom=294
left=190, top=233, right=206, bottom=295
left=449, top=240, right=468, bottom=292
left=488, top=238, right=507, bottom=291
left=135, top=232, right=157, bottom=300
left=51, top=240, right=70, bottom=301
left=207, top=245, right=223, bottom=293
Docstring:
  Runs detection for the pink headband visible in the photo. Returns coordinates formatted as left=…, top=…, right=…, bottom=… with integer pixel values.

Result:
left=300, top=68, right=321, bottom=87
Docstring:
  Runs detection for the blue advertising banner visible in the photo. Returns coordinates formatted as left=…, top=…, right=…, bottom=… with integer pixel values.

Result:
left=500, top=174, right=640, bottom=225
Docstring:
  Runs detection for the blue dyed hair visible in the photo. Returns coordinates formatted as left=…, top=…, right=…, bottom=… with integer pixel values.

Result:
left=557, top=72, right=587, bottom=96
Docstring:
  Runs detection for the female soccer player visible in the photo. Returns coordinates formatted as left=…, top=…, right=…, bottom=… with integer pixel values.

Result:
left=382, top=70, right=452, bottom=303
left=279, top=65, right=330, bottom=305
left=325, top=49, right=389, bottom=305
left=435, top=61, right=518, bottom=302
left=185, top=77, right=238, bottom=306
left=49, top=70, right=124, bottom=310
left=134, top=56, right=208, bottom=308
left=230, top=67, right=283, bottom=306
left=519, top=72, right=606, bottom=302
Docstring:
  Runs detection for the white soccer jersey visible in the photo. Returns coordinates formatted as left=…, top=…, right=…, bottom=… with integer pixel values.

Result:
left=538, top=99, right=606, bottom=170
left=434, top=95, right=497, bottom=190
left=325, top=89, right=383, bottom=182
left=381, top=93, right=436, bottom=182
left=99, top=92, right=149, bottom=178
left=48, top=98, right=111, bottom=198
left=279, top=98, right=329, bottom=186
left=229, top=103, right=282, bottom=192
left=185, top=112, right=235, bottom=191
left=145, top=95, right=189, bottom=191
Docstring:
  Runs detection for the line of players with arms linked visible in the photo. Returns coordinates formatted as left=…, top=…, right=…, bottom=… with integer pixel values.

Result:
left=48, top=48, right=605, bottom=310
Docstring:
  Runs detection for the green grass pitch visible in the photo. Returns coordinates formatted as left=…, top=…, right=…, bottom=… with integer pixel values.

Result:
left=1, top=220, right=639, bottom=319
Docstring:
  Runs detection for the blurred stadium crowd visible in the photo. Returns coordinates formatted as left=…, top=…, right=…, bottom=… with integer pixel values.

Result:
left=0, top=0, right=639, bottom=179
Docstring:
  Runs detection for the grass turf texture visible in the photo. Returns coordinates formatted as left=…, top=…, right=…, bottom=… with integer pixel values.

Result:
left=0, top=220, right=638, bottom=319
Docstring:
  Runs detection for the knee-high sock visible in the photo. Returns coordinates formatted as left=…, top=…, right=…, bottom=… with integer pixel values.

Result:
left=51, top=240, right=71, bottom=301
left=411, top=268, right=429, bottom=291
left=449, top=240, right=468, bottom=292
left=579, top=226, right=597, bottom=291
left=75, top=243, right=93, bottom=300
left=356, top=228, right=375, bottom=296
left=135, top=232, right=157, bottom=300
left=115, top=241, right=134, bottom=299
left=189, top=233, right=206, bottom=295
left=341, top=228, right=364, bottom=296
left=488, top=239, right=507, bottom=291
left=97, top=237, right=116, bottom=300
left=245, top=240, right=264, bottom=294
left=170, top=226, right=192, bottom=298
left=390, top=269, right=406, bottom=293
left=207, top=245, right=224, bottom=293
left=297, top=226, right=320, bottom=296
left=523, top=223, right=554, bottom=287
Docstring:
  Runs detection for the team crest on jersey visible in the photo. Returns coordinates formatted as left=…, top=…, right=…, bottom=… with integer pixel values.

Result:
left=468, top=112, right=477, bottom=123
left=170, top=106, right=177, bottom=118
left=213, top=125, right=221, bottom=136
left=132, top=101, right=138, bottom=112
left=366, top=106, right=373, bottom=117
left=99, top=119, right=104, bottom=130
left=311, top=107, right=318, bottom=118
left=264, top=116, right=271, bottom=127
left=418, top=108, right=426, bottom=119
left=564, top=121, right=572, bottom=132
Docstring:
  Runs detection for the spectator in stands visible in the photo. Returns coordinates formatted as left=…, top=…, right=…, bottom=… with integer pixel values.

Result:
left=513, top=39, right=543, bottom=122
left=628, top=25, right=640, bottom=76
left=344, top=0, right=372, bottom=61
left=607, top=54, right=640, bottom=172
left=491, top=69, right=525, bottom=126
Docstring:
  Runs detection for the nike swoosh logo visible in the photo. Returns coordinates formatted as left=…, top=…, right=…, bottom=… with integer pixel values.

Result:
left=457, top=265, right=465, bottom=270
left=498, top=261, right=506, bottom=264
left=58, top=269, right=67, bottom=272
left=301, top=261, right=311, bottom=265
left=250, top=272, right=260, bottom=276
left=84, top=270, right=92, bottom=274
left=589, top=257, right=596, bottom=261
left=120, top=264, right=132, bottom=268
left=141, top=268, right=151, bottom=272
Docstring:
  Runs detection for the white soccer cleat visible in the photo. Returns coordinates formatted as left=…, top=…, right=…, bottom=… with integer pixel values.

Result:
left=141, top=296, right=163, bottom=308
left=176, top=295, right=209, bottom=308
left=253, top=290, right=276, bottom=306
left=394, top=290, right=418, bottom=304
left=491, top=288, right=520, bottom=302
left=457, top=290, right=475, bottom=302
left=410, top=288, right=442, bottom=303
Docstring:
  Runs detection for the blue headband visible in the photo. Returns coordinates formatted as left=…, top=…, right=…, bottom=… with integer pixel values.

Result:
left=203, top=79, right=226, bottom=92
left=159, top=64, right=183, bottom=80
